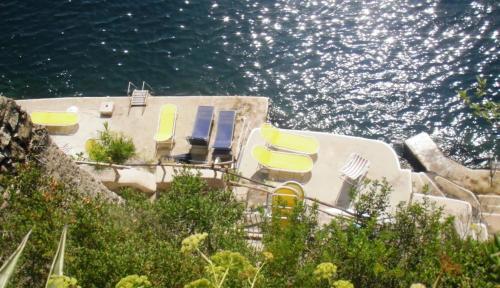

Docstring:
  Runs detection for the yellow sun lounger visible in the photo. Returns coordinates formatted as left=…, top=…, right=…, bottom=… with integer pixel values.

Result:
left=266, top=185, right=303, bottom=226
left=30, top=111, right=79, bottom=127
left=155, top=104, right=177, bottom=148
left=251, top=145, right=314, bottom=173
left=271, top=186, right=300, bottom=214
left=260, top=123, right=320, bottom=155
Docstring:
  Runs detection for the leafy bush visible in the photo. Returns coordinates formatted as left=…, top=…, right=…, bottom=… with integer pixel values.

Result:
left=458, top=76, right=499, bottom=124
left=0, top=165, right=497, bottom=287
left=0, top=165, right=249, bottom=287
left=88, top=122, right=135, bottom=164
left=259, top=180, right=497, bottom=288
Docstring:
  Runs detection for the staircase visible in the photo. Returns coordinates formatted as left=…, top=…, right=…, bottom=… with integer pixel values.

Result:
left=127, top=81, right=153, bottom=110
left=130, top=89, right=149, bottom=106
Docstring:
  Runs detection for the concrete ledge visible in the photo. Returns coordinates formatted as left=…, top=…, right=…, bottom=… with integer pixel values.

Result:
left=155, top=166, right=224, bottom=190
left=405, top=132, right=499, bottom=195
left=81, top=166, right=156, bottom=194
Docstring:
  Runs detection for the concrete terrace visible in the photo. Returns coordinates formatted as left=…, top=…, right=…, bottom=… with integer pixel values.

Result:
left=238, top=128, right=413, bottom=212
left=17, top=96, right=269, bottom=162
left=17, top=96, right=413, bottom=213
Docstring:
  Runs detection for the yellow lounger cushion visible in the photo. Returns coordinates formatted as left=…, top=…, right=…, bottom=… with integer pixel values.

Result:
left=270, top=186, right=301, bottom=226
left=251, top=145, right=313, bottom=173
left=260, top=123, right=320, bottom=155
left=155, top=104, right=177, bottom=142
left=283, top=181, right=305, bottom=199
left=272, top=186, right=301, bottom=209
left=30, top=111, right=79, bottom=127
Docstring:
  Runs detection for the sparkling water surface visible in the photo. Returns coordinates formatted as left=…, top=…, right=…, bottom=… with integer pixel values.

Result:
left=0, top=0, right=498, bottom=166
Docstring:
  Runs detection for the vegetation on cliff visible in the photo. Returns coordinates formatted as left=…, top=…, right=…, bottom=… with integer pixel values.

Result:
left=0, top=164, right=498, bottom=287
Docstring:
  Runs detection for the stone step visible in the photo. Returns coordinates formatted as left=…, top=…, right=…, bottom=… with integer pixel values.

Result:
left=478, top=195, right=500, bottom=206
left=481, top=205, right=500, bottom=214
left=478, top=195, right=500, bottom=213
left=481, top=212, right=500, bottom=234
left=434, top=176, right=481, bottom=214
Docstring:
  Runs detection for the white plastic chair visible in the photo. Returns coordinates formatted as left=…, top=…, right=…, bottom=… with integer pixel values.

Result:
left=340, top=153, right=370, bottom=185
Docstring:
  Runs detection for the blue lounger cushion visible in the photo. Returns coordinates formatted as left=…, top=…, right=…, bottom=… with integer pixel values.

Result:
left=188, top=106, right=214, bottom=146
left=213, top=110, right=236, bottom=151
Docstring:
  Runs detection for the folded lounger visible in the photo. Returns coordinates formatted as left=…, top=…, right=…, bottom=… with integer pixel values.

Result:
left=251, top=145, right=314, bottom=173
left=212, top=110, right=236, bottom=153
left=188, top=106, right=215, bottom=146
left=260, top=123, right=320, bottom=155
left=30, top=111, right=79, bottom=127
left=154, top=104, right=177, bottom=148
left=268, top=186, right=301, bottom=218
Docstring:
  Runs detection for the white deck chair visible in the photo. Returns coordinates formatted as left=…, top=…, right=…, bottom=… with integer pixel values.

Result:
left=340, top=153, right=370, bottom=185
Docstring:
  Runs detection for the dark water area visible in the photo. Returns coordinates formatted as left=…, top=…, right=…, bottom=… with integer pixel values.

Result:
left=0, top=0, right=499, bottom=167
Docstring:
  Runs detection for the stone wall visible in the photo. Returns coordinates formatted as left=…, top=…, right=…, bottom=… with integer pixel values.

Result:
left=0, top=96, right=122, bottom=203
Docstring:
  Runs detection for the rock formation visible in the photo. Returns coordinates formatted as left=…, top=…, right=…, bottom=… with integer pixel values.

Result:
left=0, top=96, right=122, bottom=203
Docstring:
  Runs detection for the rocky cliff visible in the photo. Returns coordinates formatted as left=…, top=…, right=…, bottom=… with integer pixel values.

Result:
left=0, top=96, right=121, bottom=203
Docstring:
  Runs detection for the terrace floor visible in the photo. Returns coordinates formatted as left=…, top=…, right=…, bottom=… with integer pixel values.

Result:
left=17, top=96, right=269, bottom=162
left=237, top=128, right=413, bottom=213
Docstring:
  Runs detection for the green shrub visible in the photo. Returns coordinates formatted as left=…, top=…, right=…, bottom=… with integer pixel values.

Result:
left=259, top=179, right=496, bottom=288
left=0, top=165, right=497, bottom=287
left=0, top=165, right=250, bottom=288
left=88, top=122, right=135, bottom=164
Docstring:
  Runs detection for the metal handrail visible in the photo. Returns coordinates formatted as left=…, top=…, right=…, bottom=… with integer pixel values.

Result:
left=127, top=81, right=138, bottom=96
left=142, top=81, right=154, bottom=94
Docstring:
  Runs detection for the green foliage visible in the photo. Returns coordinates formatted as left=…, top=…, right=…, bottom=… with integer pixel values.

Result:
left=0, top=165, right=249, bottom=287
left=88, top=122, right=135, bottom=164
left=46, top=275, right=80, bottom=288
left=259, top=179, right=496, bottom=288
left=458, top=76, right=499, bottom=125
left=349, top=178, right=391, bottom=221
left=115, top=275, right=152, bottom=288
left=0, top=165, right=497, bottom=287
left=485, top=234, right=500, bottom=283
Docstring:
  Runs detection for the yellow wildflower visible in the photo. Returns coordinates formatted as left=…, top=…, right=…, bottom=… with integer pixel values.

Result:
left=263, top=251, right=274, bottom=262
left=181, top=233, right=208, bottom=254
left=332, top=279, right=354, bottom=288
left=184, top=278, right=212, bottom=288
left=410, top=284, right=426, bottom=288
left=313, top=262, right=337, bottom=281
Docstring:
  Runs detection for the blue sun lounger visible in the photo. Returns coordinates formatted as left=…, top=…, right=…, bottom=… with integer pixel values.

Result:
left=213, top=110, right=236, bottom=153
left=188, top=106, right=215, bottom=146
